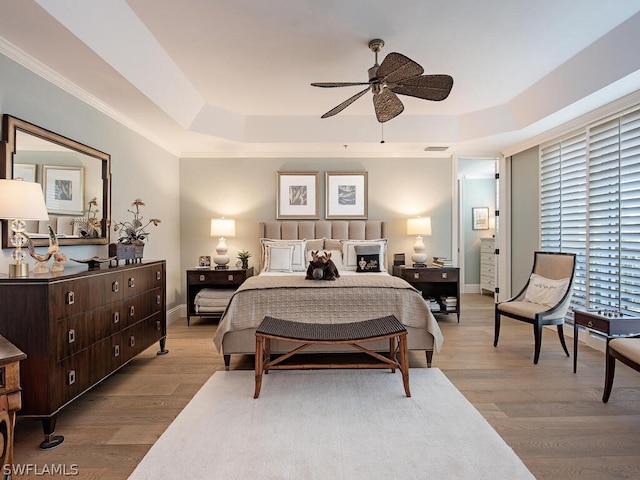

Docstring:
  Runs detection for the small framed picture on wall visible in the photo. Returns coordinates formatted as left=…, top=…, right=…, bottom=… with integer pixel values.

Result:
left=276, top=171, right=319, bottom=219
left=325, top=171, right=368, bottom=219
left=472, top=207, right=489, bottom=230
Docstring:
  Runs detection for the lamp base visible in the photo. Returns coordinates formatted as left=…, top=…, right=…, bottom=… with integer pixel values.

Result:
left=214, top=265, right=229, bottom=270
left=9, top=263, right=29, bottom=277
left=412, top=263, right=427, bottom=268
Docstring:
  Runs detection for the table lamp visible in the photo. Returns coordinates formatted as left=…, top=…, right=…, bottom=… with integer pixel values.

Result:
left=210, top=218, right=235, bottom=269
left=407, top=216, right=432, bottom=267
left=0, top=179, right=49, bottom=277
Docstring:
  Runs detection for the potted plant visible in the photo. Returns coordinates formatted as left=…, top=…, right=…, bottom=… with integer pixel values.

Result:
left=237, top=250, right=251, bottom=269
left=111, top=199, right=161, bottom=263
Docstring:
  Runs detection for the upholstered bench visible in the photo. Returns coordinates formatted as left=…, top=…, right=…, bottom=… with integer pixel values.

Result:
left=254, top=315, right=410, bottom=398
left=603, top=335, right=640, bottom=403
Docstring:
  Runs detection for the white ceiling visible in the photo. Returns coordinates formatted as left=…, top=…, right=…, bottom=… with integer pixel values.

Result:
left=2, top=0, right=640, bottom=158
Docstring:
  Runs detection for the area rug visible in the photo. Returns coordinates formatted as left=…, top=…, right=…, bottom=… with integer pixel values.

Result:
left=128, top=369, right=534, bottom=480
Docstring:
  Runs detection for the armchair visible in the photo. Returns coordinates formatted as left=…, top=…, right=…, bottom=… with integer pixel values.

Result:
left=494, top=251, right=576, bottom=364
left=602, top=334, right=640, bottom=403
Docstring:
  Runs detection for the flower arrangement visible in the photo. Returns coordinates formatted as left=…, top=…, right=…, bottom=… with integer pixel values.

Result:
left=113, top=199, right=161, bottom=244
left=71, top=197, right=101, bottom=238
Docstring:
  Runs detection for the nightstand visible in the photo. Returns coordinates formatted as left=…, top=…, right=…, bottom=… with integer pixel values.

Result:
left=186, top=267, right=254, bottom=325
left=393, top=265, right=461, bottom=322
left=0, top=335, right=26, bottom=474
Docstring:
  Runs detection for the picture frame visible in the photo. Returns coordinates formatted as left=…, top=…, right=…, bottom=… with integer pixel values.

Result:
left=13, top=163, right=37, bottom=182
left=472, top=207, right=489, bottom=230
left=197, top=255, right=211, bottom=269
left=325, top=171, right=368, bottom=219
left=276, top=171, right=319, bottom=219
left=42, top=165, right=85, bottom=215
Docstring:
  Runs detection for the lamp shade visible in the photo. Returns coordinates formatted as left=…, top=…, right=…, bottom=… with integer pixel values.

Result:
left=407, top=217, right=432, bottom=236
left=210, top=218, right=235, bottom=237
left=0, top=179, right=49, bottom=220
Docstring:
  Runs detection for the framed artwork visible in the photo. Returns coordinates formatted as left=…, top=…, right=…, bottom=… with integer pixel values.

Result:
left=325, top=171, right=368, bottom=219
left=42, top=165, right=85, bottom=215
left=198, top=255, right=211, bottom=269
left=276, top=171, right=319, bottom=219
left=472, top=207, right=489, bottom=230
left=13, top=163, right=37, bottom=182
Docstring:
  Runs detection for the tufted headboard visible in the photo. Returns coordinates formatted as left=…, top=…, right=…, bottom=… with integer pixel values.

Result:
left=258, top=221, right=388, bottom=272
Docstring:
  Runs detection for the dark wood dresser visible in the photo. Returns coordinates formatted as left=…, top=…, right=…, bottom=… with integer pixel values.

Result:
left=0, top=260, right=167, bottom=449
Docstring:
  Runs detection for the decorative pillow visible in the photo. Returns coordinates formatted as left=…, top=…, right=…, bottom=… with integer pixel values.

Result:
left=524, top=273, right=570, bottom=307
left=355, top=244, right=381, bottom=272
left=260, top=238, right=307, bottom=272
left=264, top=244, right=294, bottom=272
left=305, top=238, right=324, bottom=252
left=341, top=239, right=388, bottom=271
left=324, top=238, right=343, bottom=251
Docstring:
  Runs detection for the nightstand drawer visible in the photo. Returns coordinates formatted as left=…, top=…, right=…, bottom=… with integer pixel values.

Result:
left=188, top=270, right=246, bottom=286
left=402, top=269, right=458, bottom=283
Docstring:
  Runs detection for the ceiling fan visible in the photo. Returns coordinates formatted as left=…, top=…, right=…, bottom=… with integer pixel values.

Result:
left=311, top=39, right=453, bottom=123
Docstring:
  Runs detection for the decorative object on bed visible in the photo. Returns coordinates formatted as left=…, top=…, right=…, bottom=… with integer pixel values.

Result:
left=305, top=251, right=340, bottom=280
left=354, top=244, right=381, bottom=272
left=237, top=250, right=251, bottom=269
left=407, top=216, right=432, bottom=267
left=341, top=238, right=387, bottom=271
left=210, top=218, right=235, bottom=269
left=325, top=171, right=368, bottom=219
left=260, top=238, right=307, bottom=272
left=0, top=179, right=50, bottom=277
left=276, top=171, right=319, bottom=219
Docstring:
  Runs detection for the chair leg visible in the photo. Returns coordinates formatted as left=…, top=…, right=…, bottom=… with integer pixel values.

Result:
left=603, top=346, right=616, bottom=403
left=557, top=325, right=569, bottom=357
left=494, top=310, right=501, bottom=347
left=533, top=320, right=543, bottom=364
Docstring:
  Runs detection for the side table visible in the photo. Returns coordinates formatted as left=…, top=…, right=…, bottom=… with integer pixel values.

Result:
left=0, top=335, right=26, bottom=476
left=393, top=265, right=460, bottom=322
left=186, top=267, right=254, bottom=325
left=573, top=309, right=640, bottom=373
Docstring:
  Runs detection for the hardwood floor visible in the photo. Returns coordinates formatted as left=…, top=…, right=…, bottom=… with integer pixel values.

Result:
left=11, top=293, right=640, bottom=479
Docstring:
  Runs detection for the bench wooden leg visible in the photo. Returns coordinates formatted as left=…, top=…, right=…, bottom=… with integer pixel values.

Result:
left=254, top=335, right=264, bottom=399
left=399, top=334, right=411, bottom=397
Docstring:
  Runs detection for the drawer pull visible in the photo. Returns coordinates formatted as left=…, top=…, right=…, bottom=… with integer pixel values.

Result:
left=66, top=291, right=75, bottom=305
left=199, top=274, right=205, bottom=282
left=157, top=271, right=161, bottom=280
left=441, top=272, right=448, bottom=279
left=128, top=277, right=135, bottom=288
left=68, top=329, right=76, bottom=344
left=156, top=320, right=161, bottom=331
left=587, top=321, right=594, bottom=328
left=114, top=344, right=120, bottom=357
left=228, top=274, right=234, bottom=281
left=112, top=281, right=119, bottom=293
left=156, top=294, right=161, bottom=305
left=413, top=273, right=420, bottom=279
left=68, top=370, right=76, bottom=385
left=129, top=305, right=135, bottom=317
left=113, top=311, right=120, bottom=324
left=129, top=336, right=135, bottom=347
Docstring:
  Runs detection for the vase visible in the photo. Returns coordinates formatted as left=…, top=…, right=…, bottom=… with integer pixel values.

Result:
left=109, top=242, right=144, bottom=265
left=241, top=258, right=249, bottom=269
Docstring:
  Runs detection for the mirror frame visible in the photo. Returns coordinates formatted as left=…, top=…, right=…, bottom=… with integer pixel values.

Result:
left=1, top=114, right=111, bottom=248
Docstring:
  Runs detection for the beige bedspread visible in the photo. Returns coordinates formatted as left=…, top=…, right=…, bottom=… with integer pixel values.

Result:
left=212, top=273, right=443, bottom=352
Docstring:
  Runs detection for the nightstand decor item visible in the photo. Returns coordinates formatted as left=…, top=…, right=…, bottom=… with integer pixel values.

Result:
left=0, top=179, right=49, bottom=277
left=237, top=250, right=251, bottom=269
left=407, top=216, right=432, bottom=267
left=211, top=218, right=236, bottom=269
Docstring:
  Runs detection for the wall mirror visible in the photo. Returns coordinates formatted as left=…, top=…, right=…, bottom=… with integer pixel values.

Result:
left=1, top=114, right=111, bottom=248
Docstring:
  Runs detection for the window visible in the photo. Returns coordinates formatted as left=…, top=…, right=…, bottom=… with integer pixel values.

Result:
left=540, top=107, right=640, bottom=315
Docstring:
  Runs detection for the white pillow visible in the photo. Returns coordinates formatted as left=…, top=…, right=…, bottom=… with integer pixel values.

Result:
left=306, top=249, right=344, bottom=271
left=524, top=273, right=570, bottom=307
left=260, top=238, right=307, bottom=272
left=341, top=239, right=388, bottom=271
left=264, top=245, right=294, bottom=272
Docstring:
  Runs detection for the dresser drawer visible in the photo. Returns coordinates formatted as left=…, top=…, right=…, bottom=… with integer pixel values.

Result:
left=49, top=273, right=124, bottom=321
left=0, top=362, right=21, bottom=396
left=122, top=288, right=164, bottom=327
left=188, top=270, right=246, bottom=286
left=56, top=313, right=95, bottom=361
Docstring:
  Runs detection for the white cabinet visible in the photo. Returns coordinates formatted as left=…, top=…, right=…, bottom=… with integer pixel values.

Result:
left=480, top=238, right=495, bottom=294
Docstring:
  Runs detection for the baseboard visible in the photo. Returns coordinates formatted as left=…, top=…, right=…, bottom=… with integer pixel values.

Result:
left=167, top=305, right=185, bottom=325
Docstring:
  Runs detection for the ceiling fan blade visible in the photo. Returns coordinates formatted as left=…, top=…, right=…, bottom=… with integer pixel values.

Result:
left=311, top=82, right=370, bottom=88
left=320, top=86, right=371, bottom=118
left=390, top=75, right=454, bottom=101
left=376, top=52, right=424, bottom=83
left=373, top=89, right=404, bottom=123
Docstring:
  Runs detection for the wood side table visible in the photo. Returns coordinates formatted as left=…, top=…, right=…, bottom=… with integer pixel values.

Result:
left=393, top=265, right=461, bottom=322
left=0, top=336, right=26, bottom=476
left=573, top=309, right=640, bottom=373
left=186, top=267, right=254, bottom=325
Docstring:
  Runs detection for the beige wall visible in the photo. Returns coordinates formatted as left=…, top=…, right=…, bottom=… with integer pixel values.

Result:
left=510, top=146, right=540, bottom=292
left=179, top=156, right=454, bottom=302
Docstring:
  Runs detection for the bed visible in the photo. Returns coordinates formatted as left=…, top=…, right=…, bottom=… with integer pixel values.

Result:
left=212, top=220, right=443, bottom=368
